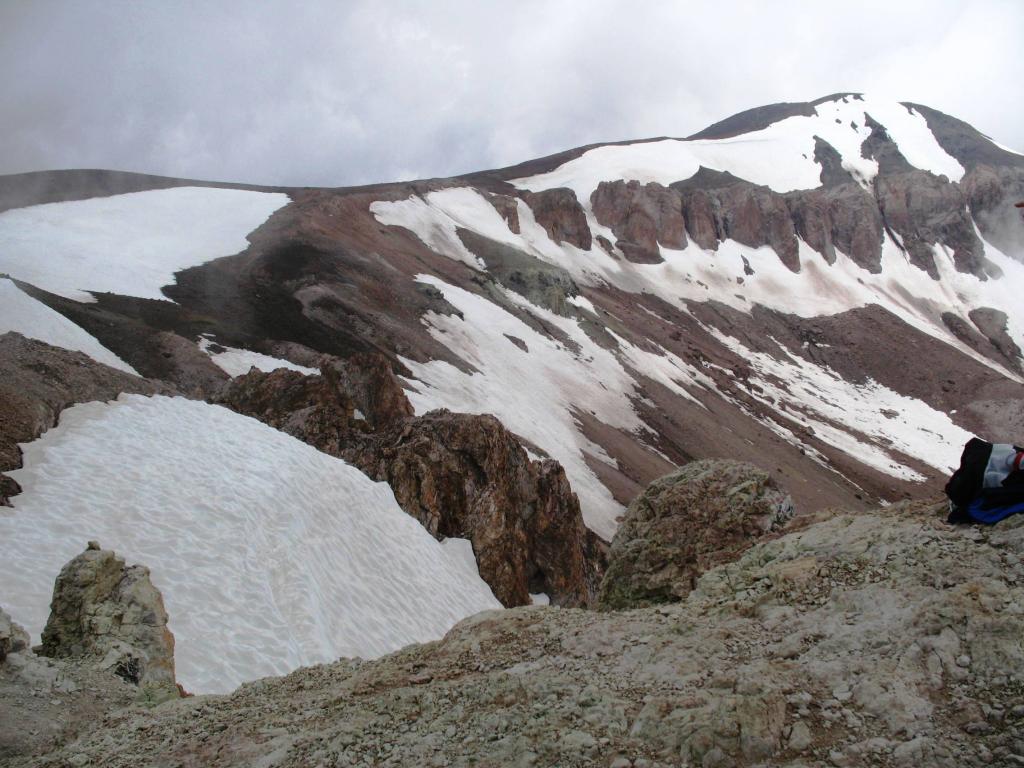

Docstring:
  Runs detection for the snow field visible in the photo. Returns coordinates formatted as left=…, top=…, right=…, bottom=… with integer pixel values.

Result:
left=197, top=336, right=319, bottom=377
left=510, top=95, right=964, bottom=199
left=0, top=186, right=290, bottom=302
left=0, top=395, right=500, bottom=694
left=0, top=278, right=137, bottom=374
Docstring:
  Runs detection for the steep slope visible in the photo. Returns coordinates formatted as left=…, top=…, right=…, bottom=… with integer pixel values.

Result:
left=0, top=94, right=1021, bottom=541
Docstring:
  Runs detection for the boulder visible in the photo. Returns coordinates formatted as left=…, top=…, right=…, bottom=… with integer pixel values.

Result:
left=597, top=459, right=794, bottom=609
left=0, top=607, right=30, bottom=663
left=38, top=543, right=177, bottom=692
left=521, top=187, right=592, bottom=250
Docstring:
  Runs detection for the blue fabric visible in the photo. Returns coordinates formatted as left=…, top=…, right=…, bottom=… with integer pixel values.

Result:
left=967, top=496, right=1024, bottom=524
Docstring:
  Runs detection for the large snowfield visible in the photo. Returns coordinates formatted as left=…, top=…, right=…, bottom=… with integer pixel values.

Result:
left=0, top=395, right=500, bottom=694
left=0, top=186, right=289, bottom=302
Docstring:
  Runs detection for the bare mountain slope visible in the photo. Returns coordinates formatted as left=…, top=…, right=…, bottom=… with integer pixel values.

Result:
left=1, top=94, right=1022, bottom=540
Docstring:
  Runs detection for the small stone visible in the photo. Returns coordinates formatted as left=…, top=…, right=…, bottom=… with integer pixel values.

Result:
left=788, top=720, right=813, bottom=751
left=956, top=655, right=971, bottom=668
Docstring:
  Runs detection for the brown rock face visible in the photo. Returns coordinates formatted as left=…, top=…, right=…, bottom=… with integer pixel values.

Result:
left=486, top=193, right=521, bottom=234
left=969, top=307, right=1022, bottom=369
left=591, top=180, right=687, bottom=262
left=597, top=460, right=794, bottom=609
left=679, top=188, right=722, bottom=251
left=218, top=357, right=604, bottom=607
left=673, top=171, right=800, bottom=271
left=521, top=187, right=592, bottom=250
left=39, top=543, right=177, bottom=692
left=875, top=169, right=990, bottom=280
left=345, top=409, right=606, bottom=607
left=786, top=183, right=884, bottom=270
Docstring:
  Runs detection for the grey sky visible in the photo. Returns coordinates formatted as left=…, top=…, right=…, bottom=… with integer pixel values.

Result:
left=1, top=0, right=1021, bottom=187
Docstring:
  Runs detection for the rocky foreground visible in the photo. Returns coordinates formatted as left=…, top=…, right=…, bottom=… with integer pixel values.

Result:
left=5, top=495, right=1023, bottom=767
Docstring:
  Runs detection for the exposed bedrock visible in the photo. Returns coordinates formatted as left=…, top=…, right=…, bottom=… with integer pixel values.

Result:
left=457, top=228, right=582, bottom=317
left=216, top=358, right=606, bottom=608
left=874, top=169, right=991, bottom=280
left=785, top=182, right=884, bottom=271
left=591, top=180, right=687, bottom=263
left=520, top=187, right=592, bottom=250
left=39, top=543, right=178, bottom=693
left=672, top=169, right=801, bottom=271
left=597, top=460, right=794, bottom=610
left=0, top=332, right=169, bottom=506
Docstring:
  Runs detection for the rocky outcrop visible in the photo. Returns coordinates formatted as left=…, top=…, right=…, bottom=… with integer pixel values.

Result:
left=521, top=187, right=592, bottom=250
left=875, top=169, right=990, bottom=279
left=591, top=180, right=687, bottom=262
left=969, top=307, right=1022, bottom=366
left=344, top=409, right=606, bottom=607
left=0, top=333, right=169, bottom=505
left=458, top=228, right=582, bottom=316
left=38, top=543, right=177, bottom=692
left=598, top=460, right=794, bottom=609
left=486, top=192, right=521, bottom=233
left=217, top=358, right=605, bottom=607
left=0, top=608, right=29, bottom=663
left=785, top=182, right=884, bottom=270
left=673, top=170, right=801, bottom=271
left=27, top=499, right=1024, bottom=768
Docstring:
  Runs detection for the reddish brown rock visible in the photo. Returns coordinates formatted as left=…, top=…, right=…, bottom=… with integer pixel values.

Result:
left=591, top=180, right=687, bottom=262
left=875, top=170, right=990, bottom=280
left=217, top=357, right=605, bottom=608
left=345, top=409, right=606, bottom=608
left=487, top=193, right=521, bottom=234
left=673, top=171, right=799, bottom=271
left=786, top=184, right=883, bottom=271
left=716, top=183, right=800, bottom=272
left=521, top=187, right=592, bottom=250
left=679, top=188, right=722, bottom=251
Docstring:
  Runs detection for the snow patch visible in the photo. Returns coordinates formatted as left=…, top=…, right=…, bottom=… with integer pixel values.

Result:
left=707, top=330, right=974, bottom=480
left=0, top=278, right=137, bottom=374
left=0, top=187, right=289, bottom=303
left=399, top=275, right=683, bottom=540
left=511, top=95, right=964, bottom=199
left=198, top=336, right=318, bottom=377
left=0, top=395, right=500, bottom=694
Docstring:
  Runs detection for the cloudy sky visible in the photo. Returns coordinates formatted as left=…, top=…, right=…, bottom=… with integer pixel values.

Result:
left=2, top=0, right=1021, bottom=187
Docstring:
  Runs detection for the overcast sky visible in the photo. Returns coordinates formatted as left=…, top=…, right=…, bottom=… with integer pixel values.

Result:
left=2, top=0, right=1021, bottom=187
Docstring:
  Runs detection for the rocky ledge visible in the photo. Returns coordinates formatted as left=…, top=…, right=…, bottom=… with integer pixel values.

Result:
left=12, top=488, right=1024, bottom=768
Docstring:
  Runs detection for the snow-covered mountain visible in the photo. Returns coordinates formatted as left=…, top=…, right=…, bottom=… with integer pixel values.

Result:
left=1, top=93, right=1023, bottom=689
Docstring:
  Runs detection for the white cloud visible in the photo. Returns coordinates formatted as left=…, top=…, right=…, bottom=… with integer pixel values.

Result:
left=0, top=0, right=1020, bottom=186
